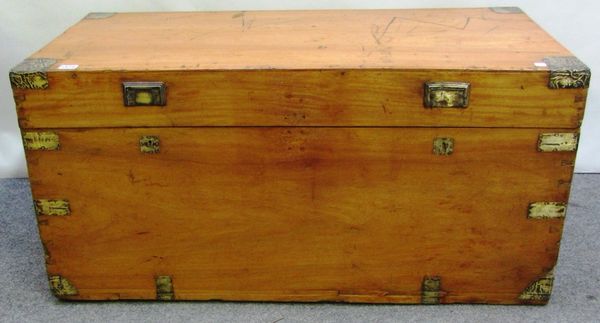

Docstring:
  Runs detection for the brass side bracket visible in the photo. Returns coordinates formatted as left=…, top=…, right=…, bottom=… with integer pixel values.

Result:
left=10, top=58, right=56, bottom=90
left=422, top=276, right=442, bottom=304
left=34, top=199, right=71, bottom=216
left=519, top=270, right=554, bottom=304
left=156, top=275, right=174, bottom=300
left=49, top=275, right=78, bottom=297
left=538, top=133, right=579, bottom=152
left=22, top=132, right=60, bottom=150
left=528, top=202, right=567, bottom=219
left=543, top=56, right=591, bottom=89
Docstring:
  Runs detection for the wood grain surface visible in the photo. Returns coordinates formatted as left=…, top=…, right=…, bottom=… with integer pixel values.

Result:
left=31, top=9, right=570, bottom=71
left=28, top=127, right=574, bottom=303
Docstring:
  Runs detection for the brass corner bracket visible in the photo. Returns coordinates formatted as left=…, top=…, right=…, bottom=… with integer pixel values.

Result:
left=422, top=276, right=442, bottom=304
left=10, top=58, right=56, bottom=90
left=156, top=275, right=174, bottom=300
left=49, top=275, right=78, bottom=297
left=519, top=270, right=554, bottom=304
left=543, top=56, right=591, bottom=89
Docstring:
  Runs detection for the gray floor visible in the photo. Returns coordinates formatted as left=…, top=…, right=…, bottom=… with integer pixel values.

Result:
left=1, top=175, right=599, bottom=323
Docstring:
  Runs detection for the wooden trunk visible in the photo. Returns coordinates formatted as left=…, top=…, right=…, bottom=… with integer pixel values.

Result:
left=11, top=8, right=589, bottom=304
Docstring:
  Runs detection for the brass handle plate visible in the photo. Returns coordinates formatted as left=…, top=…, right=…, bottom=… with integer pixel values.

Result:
left=123, top=81, right=166, bottom=106
left=424, top=82, right=470, bottom=108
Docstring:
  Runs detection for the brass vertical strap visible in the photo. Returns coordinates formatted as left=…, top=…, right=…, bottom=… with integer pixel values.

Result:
left=156, top=275, right=174, bottom=300
left=421, top=276, right=442, bottom=304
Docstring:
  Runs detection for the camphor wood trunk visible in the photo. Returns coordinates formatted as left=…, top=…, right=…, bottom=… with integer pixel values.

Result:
left=11, top=8, right=589, bottom=304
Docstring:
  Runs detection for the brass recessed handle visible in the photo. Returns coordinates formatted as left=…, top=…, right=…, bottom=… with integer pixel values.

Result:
left=122, top=81, right=166, bottom=106
left=424, top=82, right=470, bottom=108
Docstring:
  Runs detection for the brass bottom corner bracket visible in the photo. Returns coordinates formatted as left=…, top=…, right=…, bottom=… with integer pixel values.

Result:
left=519, top=270, right=554, bottom=304
left=49, top=275, right=78, bottom=297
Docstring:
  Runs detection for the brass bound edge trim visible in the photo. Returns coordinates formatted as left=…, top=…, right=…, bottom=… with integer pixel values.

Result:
left=543, top=56, right=591, bottom=89
left=489, top=7, right=523, bottom=14
left=9, top=58, right=56, bottom=89
left=49, top=275, right=78, bottom=297
left=85, top=12, right=116, bottom=19
left=34, top=199, right=70, bottom=216
left=156, top=275, right=174, bottom=300
left=528, top=202, right=567, bottom=219
left=519, top=270, right=554, bottom=304
left=421, top=276, right=442, bottom=304
left=538, top=133, right=579, bottom=152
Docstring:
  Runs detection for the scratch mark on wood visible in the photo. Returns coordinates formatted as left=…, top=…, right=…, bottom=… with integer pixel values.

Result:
left=127, top=169, right=137, bottom=184
left=485, top=25, right=499, bottom=34
left=232, top=11, right=253, bottom=31
left=406, top=25, right=418, bottom=34
left=371, top=17, right=397, bottom=44
left=381, top=103, right=390, bottom=114
left=396, top=16, right=471, bottom=31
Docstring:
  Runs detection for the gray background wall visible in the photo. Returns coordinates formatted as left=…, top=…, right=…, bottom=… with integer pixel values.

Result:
left=0, top=0, right=598, bottom=178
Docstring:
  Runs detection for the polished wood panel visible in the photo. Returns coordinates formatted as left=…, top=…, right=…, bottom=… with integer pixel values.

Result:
left=32, top=9, right=569, bottom=71
left=28, top=127, right=574, bottom=303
